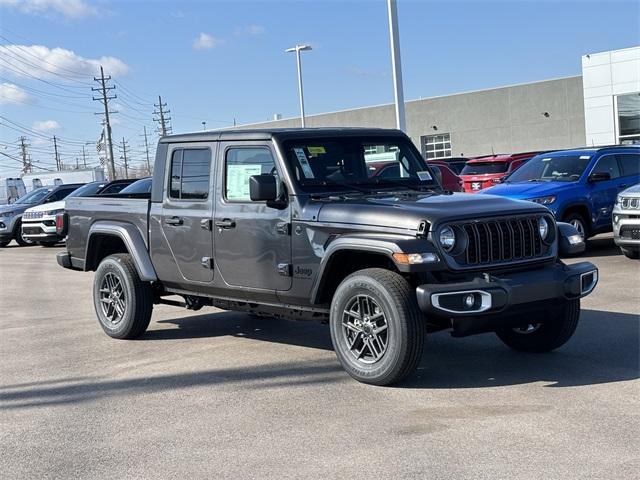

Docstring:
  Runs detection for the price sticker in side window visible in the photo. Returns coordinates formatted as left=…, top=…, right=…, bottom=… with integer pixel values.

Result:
left=294, top=148, right=315, bottom=178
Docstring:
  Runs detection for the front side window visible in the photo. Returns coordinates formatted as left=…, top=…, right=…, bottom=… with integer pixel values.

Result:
left=421, top=133, right=452, bottom=159
left=225, top=147, right=276, bottom=202
left=592, top=155, right=620, bottom=179
left=283, top=136, right=435, bottom=194
left=168, top=148, right=211, bottom=200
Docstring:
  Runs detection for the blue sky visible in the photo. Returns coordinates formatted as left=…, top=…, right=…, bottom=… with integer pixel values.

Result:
left=0, top=0, right=638, bottom=176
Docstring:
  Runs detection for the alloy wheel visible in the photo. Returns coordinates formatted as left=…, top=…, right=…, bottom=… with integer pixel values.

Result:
left=341, top=294, right=389, bottom=364
left=99, top=272, right=126, bottom=325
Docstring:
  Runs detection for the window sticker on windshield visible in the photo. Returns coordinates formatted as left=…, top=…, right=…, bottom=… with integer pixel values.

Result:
left=417, top=171, right=432, bottom=181
left=307, top=146, right=326, bottom=155
left=579, top=155, right=591, bottom=160
left=542, top=158, right=551, bottom=162
left=294, top=148, right=315, bottom=178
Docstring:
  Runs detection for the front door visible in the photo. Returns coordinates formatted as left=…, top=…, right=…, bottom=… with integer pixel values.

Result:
left=160, top=144, right=214, bottom=283
left=588, top=154, right=621, bottom=230
left=213, top=142, right=292, bottom=292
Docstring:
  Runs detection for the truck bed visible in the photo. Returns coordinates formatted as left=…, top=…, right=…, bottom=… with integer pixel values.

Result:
left=65, top=196, right=150, bottom=267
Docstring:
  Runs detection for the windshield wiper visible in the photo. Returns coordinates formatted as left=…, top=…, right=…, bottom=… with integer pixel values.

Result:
left=370, top=177, right=436, bottom=192
left=309, top=180, right=375, bottom=198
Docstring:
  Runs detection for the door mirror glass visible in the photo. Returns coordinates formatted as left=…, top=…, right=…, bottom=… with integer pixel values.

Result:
left=249, top=174, right=277, bottom=202
left=588, top=172, right=611, bottom=182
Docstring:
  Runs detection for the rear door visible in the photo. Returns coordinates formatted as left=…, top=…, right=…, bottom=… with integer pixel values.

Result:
left=160, top=144, right=214, bottom=283
left=213, top=142, right=292, bottom=293
left=617, top=153, right=640, bottom=190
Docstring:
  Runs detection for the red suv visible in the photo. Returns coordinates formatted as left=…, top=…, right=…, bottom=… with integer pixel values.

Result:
left=427, top=161, right=464, bottom=192
left=460, top=152, right=543, bottom=193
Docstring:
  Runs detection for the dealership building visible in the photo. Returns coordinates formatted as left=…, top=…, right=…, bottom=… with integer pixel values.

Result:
left=241, top=46, right=640, bottom=160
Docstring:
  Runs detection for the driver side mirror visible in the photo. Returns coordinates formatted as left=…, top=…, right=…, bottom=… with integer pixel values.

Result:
left=588, top=172, right=611, bottom=183
left=249, top=174, right=278, bottom=202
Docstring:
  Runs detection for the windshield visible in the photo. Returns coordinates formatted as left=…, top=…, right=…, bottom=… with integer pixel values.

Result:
left=120, top=178, right=152, bottom=194
left=506, top=154, right=590, bottom=183
left=14, top=188, right=49, bottom=204
left=461, top=162, right=509, bottom=175
left=282, top=136, right=437, bottom=194
left=66, top=182, right=103, bottom=198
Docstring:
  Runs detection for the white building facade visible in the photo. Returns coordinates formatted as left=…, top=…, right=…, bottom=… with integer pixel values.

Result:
left=582, top=46, right=640, bottom=146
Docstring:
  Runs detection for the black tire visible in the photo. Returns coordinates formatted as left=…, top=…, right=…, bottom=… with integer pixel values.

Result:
left=0, top=241, right=9, bottom=248
left=13, top=221, right=34, bottom=247
left=93, top=253, right=153, bottom=339
left=39, top=241, right=59, bottom=247
left=496, top=299, right=580, bottom=352
left=329, top=268, right=425, bottom=386
left=562, top=212, right=589, bottom=240
left=621, top=247, right=640, bottom=259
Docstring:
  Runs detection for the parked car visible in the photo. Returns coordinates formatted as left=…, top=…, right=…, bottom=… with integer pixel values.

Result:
left=460, top=152, right=543, bottom=192
left=21, top=179, right=136, bottom=246
left=117, top=177, right=152, bottom=195
left=480, top=146, right=640, bottom=240
left=432, top=157, right=469, bottom=175
left=57, top=128, right=596, bottom=386
left=613, top=183, right=640, bottom=259
left=427, top=161, right=464, bottom=191
left=0, top=183, right=83, bottom=247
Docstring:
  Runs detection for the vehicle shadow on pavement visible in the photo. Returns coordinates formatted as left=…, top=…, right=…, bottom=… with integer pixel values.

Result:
left=1, top=310, right=636, bottom=409
left=582, top=236, right=622, bottom=258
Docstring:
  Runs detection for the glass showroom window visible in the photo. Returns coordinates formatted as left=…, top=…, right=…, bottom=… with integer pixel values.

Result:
left=617, top=92, right=640, bottom=144
left=421, top=133, right=452, bottom=159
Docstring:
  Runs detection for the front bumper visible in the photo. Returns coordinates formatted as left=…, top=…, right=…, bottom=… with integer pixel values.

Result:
left=416, top=261, right=597, bottom=336
left=21, top=218, right=61, bottom=241
left=613, top=212, right=640, bottom=247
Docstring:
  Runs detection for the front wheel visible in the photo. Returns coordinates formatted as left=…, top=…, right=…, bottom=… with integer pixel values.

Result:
left=496, top=299, right=580, bottom=352
left=563, top=213, right=589, bottom=240
left=621, top=247, right=639, bottom=259
left=93, top=253, right=153, bottom=339
left=13, top=222, right=34, bottom=247
left=329, top=268, right=425, bottom=386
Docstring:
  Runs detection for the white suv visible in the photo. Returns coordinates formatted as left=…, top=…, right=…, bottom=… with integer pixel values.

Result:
left=613, top=183, right=640, bottom=259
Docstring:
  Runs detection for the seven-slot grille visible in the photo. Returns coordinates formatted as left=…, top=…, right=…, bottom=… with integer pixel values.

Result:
left=450, top=216, right=549, bottom=266
left=23, top=211, right=43, bottom=220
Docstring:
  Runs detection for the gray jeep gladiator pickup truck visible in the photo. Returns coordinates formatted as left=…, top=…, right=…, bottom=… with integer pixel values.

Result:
left=57, top=128, right=598, bottom=385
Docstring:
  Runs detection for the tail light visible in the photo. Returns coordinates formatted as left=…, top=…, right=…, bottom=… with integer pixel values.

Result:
left=55, top=212, right=68, bottom=236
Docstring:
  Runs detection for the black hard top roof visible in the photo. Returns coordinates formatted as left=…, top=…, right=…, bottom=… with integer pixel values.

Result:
left=159, top=127, right=406, bottom=144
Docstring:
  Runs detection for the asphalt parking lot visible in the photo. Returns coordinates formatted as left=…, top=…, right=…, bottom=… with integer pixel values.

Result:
left=1, top=235, right=638, bottom=480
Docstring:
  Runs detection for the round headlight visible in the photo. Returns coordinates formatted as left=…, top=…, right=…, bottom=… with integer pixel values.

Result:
left=538, top=217, right=549, bottom=241
left=439, top=226, right=456, bottom=251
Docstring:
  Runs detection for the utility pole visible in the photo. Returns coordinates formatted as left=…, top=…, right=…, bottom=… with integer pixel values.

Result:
left=120, top=137, right=129, bottom=179
left=19, top=136, right=31, bottom=174
left=82, top=145, right=87, bottom=168
left=142, top=126, right=152, bottom=175
left=153, top=96, right=171, bottom=136
left=92, top=66, right=117, bottom=180
left=387, top=0, right=406, bottom=132
left=52, top=135, right=60, bottom=170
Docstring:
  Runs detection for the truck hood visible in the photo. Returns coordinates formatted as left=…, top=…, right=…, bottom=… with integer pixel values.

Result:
left=24, top=200, right=65, bottom=214
left=480, top=181, right=575, bottom=199
left=315, top=192, right=547, bottom=231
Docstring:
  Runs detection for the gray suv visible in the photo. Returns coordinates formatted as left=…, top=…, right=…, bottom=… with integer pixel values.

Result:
left=0, top=184, right=81, bottom=247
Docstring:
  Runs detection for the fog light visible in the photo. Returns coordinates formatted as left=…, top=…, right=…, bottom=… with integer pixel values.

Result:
left=464, top=294, right=475, bottom=309
left=613, top=215, right=619, bottom=223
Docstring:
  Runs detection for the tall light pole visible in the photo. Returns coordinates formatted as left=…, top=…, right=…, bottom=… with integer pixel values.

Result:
left=387, top=0, right=406, bottom=132
left=285, top=44, right=312, bottom=127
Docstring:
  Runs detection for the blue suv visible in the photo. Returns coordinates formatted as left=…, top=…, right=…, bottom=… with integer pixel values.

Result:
left=480, top=146, right=640, bottom=239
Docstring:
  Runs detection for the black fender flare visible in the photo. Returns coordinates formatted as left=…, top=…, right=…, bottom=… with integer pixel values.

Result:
left=309, top=233, right=435, bottom=304
left=86, top=221, right=157, bottom=281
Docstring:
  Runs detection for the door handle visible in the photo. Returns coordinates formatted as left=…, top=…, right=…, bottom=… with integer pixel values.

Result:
left=215, top=219, right=236, bottom=229
left=164, top=216, right=183, bottom=226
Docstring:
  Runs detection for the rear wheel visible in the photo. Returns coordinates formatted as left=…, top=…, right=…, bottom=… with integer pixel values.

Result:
left=496, top=299, right=580, bottom=352
left=329, top=268, right=425, bottom=386
left=563, top=212, right=589, bottom=240
left=621, top=247, right=639, bottom=259
left=93, top=253, right=153, bottom=339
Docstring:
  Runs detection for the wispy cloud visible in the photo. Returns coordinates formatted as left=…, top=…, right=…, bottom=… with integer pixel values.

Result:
left=192, top=33, right=224, bottom=50
left=0, top=82, right=30, bottom=105
left=32, top=120, right=60, bottom=131
left=0, top=45, right=129, bottom=78
left=235, top=24, right=266, bottom=36
left=0, top=0, right=97, bottom=19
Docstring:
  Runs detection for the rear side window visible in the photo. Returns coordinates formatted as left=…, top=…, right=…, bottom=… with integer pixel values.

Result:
left=169, top=148, right=211, bottom=200
left=618, top=154, right=640, bottom=176
left=592, top=155, right=620, bottom=179
left=225, top=147, right=276, bottom=202
left=461, top=162, right=509, bottom=175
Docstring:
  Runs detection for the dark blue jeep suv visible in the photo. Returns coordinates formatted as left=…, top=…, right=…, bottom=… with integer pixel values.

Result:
left=480, top=146, right=640, bottom=239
